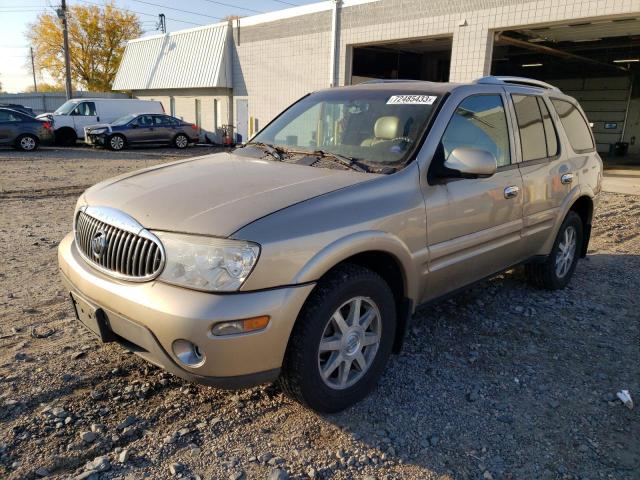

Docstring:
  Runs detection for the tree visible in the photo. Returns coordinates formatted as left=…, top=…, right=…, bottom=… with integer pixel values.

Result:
left=27, top=2, right=141, bottom=92
left=26, top=83, right=65, bottom=93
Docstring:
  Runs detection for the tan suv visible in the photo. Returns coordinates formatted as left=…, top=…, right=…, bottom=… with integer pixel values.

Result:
left=58, top=76, right=602, bottom=412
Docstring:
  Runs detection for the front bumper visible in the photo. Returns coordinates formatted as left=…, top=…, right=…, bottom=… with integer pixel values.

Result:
left=58, top=232, right=315, bottom=388
left=85, top=133, right=107, bottom=146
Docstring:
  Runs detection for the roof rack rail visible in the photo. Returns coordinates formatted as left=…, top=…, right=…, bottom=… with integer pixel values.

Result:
left=360, top=79, right=426, bottom=84
left=474, top=76, right=560, bottom=91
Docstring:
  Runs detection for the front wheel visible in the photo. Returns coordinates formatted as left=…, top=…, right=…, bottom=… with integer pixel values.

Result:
left=174, top=133, right=189, bottom=149
left=278, top=264, right=396, bottom=413
left=526, top=211, right=583, bottom=290
left=108, top=134, right=126, bottom=151
left=15, top=134, right=38, bottom=151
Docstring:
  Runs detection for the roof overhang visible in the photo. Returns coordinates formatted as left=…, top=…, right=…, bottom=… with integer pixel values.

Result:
left=113, top=23, right=231, bottom=91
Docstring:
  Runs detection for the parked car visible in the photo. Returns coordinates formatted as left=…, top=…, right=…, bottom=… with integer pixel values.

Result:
left=58, top=76, right=602, bottom=412
left=0, top=103, right=36, bottom=117
left=84, top=113, right=199, bottom=150
left=37, top=98, right=164, bottom=146
left=0, top=107, right=53, bottom=151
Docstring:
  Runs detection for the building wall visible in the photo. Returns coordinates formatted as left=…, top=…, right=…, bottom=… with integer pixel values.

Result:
left=133, top=88, right=231, bottom=143
left=231, top=0, right=640, bottom=132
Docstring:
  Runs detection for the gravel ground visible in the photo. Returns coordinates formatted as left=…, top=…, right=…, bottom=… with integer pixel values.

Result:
left=1, top=147, right=639, bottom=480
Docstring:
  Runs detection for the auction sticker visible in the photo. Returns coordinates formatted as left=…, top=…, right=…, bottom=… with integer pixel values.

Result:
left=387, top=95, right=437, bottom=105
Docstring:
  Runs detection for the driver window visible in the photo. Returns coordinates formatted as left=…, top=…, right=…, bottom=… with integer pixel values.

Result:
left=72, top=102, right=97, bottom=116
left=441, top=94, right=511, bottom=167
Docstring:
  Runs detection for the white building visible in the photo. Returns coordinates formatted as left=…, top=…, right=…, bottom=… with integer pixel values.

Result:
left=113, top=0, right=640, bottom=154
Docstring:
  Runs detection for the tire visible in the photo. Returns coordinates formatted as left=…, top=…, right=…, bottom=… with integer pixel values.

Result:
left=278, top=264, right=396, bottom=413
left=174, top=133, right=189, bottom=149
left=526, top=211, right=583, bottom=290
left=55, top=129, right=77, bottom=146
left=107, top=134, right=126, bottom=151
left=14, top=134, right=38, bottom=152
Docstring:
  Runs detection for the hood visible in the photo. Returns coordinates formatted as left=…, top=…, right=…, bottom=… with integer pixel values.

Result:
left=85, top=123, right=111, bottom=131
left=82, top=152, right=375, bottom=237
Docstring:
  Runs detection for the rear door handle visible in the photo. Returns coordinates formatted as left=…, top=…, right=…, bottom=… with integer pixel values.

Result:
left=504, top=185, right=520, bottom=199
left=561, top=173, right=574, bottom=185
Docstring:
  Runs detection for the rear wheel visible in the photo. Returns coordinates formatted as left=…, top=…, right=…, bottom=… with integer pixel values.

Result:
left=278, top=264, right=396, bottom=413
left=526, top=211, right=583, bottom=290
left=15, top=134, right=38, bottom=151
left=108, top=134, right=126, bottom=151
left=54, top=128, right=77, bottom=146
left=174, top=133, right=189, bottom=149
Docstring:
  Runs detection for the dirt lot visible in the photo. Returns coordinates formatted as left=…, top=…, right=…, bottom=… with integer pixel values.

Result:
left=1, top=146, right=639, bottom=480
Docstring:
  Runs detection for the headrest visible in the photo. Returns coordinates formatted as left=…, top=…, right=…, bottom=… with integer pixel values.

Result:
left=374, top=116, right=401, bottom=140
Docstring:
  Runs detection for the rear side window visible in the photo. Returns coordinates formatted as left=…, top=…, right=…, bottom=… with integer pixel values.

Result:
left=0, top=110, right=23, bottom=122
left=440, top=94, right=511, bottom=167
left=551, top=99, right=594, bottom=152
left=537, top=98, right=558, bottom=157
left=512, top=94, right=547, bottom=161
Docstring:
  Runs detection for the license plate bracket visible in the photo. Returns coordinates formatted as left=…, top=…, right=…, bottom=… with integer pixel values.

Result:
left=69, top=293, right=115, bottom=342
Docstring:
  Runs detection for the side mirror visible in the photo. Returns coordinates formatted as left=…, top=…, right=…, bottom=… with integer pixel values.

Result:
left=444, top=147, right=497, bottom=178
left=131, top=123, right=139, bottom=129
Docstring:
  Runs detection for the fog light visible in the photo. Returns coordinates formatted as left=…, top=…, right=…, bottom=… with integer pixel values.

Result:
left=211, top=316, right=270, bottom=336
left=172, top=339, right=205, bottom=367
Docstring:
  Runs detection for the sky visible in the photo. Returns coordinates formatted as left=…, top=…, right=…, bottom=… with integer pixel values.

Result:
left=0, top=0, right=320, bottom=93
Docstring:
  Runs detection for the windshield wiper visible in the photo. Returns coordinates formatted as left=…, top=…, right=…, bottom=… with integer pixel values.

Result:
left=307, top=150, right=370, bottom=173
left=243, top=141, right=286, bottom=160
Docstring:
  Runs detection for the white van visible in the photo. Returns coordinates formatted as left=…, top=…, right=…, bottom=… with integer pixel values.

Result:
left=40, top=98, right=164, bottom=145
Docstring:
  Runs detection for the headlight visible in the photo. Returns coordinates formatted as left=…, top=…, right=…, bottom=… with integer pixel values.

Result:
left=154, top=232, right=260, bottom=292
left=91, top=128, right=107, bottom=134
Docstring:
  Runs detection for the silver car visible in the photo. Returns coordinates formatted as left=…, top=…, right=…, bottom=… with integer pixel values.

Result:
left=84, top=113, right=200, bottom=150
left=59, top=76, right=602, bottom=412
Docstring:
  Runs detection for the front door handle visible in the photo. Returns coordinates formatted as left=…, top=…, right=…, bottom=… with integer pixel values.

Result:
left=561, top=173, right=574, bottom=185
left=504, top=185, right=520, bottom=199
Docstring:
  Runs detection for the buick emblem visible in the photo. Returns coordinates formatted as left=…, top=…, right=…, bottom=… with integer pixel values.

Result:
left=91, top=230, right=108, bottom=259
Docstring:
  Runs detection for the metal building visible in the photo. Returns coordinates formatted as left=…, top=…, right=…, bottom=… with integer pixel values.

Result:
left=113, top=0, right=640, bottom=155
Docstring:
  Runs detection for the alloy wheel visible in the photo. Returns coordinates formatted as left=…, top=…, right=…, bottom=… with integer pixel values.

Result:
left=176, top=135, right=188, bottom=148
left=20, top=136, right=36, bottom=151
left=317, top=296, right=381, bottom=390
left=110, top=136, right=124, bottom=150
left=555, top=225, right=577, bottom=278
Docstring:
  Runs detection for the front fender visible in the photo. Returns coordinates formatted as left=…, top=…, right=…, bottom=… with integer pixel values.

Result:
left=292, top=230, right=421, bottom=304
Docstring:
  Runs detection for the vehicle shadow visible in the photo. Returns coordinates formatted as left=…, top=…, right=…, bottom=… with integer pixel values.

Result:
left=322, top=254, right=640, bottom=479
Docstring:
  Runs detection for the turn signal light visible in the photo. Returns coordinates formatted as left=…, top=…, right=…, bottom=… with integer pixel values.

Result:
left=211, top=316, right=270, bottom=336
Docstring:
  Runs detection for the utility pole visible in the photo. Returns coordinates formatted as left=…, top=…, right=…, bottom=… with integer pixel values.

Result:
left=57, top=0, right=73, bottom=99
left=30, top=47, right=37, bottom=93
left=157, top=13, right=166, bottom=34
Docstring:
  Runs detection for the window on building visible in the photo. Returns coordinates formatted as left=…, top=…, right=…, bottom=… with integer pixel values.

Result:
left=512, top=94, right=547, bottom=162
left=551, top=99, right=595, bottom=152
left=440, top=94, right=511, bottom=167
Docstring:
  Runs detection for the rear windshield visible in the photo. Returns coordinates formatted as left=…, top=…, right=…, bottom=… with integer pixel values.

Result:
left=248, top=89, right=440, bottom=170
left=112, top=114, right=137, bottom=126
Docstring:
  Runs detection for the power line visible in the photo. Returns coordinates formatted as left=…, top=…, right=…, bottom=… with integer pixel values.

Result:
left=72, top=0, right=206, bottom=27
left=270, top=0, right=300, bottom=5
left=128, top=0, right=222, bottom=20
left=198, top=0, right=262, bottom=14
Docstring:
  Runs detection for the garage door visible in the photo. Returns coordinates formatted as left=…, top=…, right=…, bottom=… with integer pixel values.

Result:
left=551, top=76, right=631, bottom=154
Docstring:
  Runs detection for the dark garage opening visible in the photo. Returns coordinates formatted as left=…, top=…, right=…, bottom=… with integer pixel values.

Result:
left=351, top=37, right=452, bottom=84
left=491, top=18, right=640, bottom=158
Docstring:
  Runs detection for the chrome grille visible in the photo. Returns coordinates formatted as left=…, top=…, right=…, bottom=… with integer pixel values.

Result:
left=75, top=210, right=164, bottom=281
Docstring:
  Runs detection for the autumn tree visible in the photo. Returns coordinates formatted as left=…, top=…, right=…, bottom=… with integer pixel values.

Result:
left=27, top=2, right=141, bottom=92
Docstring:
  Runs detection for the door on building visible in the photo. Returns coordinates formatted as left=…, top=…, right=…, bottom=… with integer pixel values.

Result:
left=236, top=99, right=248, bottom=143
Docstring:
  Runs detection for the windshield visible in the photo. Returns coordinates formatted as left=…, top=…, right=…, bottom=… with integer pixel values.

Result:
left=247, top=89, right=439, bottom=170
left=112, top=114, right=137, bottom=126
left=53, top=100, right=79, bottom=115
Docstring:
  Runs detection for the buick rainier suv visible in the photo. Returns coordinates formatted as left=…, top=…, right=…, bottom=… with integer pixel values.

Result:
left=59, top=76, right=602, bottom=412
